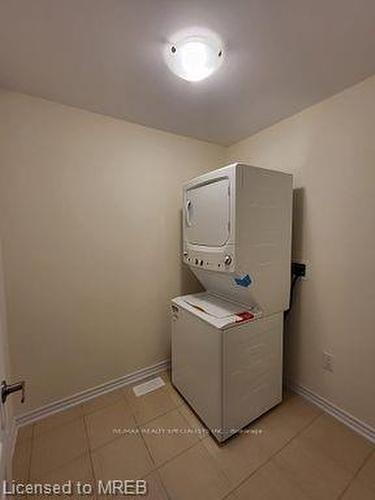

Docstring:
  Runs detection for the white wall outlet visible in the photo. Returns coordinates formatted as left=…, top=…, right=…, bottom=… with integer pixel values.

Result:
left=322, top=351, right=334, bottom=372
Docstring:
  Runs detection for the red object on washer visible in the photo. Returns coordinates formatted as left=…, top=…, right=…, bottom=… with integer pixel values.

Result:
left=236, top=311, right=254, bottom=322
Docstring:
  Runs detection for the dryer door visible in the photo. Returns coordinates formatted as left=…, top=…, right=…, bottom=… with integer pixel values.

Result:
left=184, top=177, right=230, bottom=247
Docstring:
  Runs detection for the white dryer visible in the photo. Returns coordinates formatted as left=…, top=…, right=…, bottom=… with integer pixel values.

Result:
left=182, top=163, right=293, bottom=314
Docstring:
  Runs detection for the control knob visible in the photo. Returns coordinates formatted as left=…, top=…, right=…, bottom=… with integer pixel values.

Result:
left=224, top=255, right=232, bottom=266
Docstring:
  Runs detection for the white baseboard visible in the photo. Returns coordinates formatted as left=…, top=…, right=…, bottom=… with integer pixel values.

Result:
left=16, top=359, right=170, bottom=427
left=289, top=381, right=375, bottom=444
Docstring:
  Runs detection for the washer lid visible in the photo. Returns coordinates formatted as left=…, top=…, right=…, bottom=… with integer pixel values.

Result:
left=172, top=292, right=260, bottom=329
left=183, top=292, right=240, bottom=318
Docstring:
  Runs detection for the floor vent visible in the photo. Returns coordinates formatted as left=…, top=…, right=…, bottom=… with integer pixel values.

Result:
left=132, top=377, right=165, bottom=397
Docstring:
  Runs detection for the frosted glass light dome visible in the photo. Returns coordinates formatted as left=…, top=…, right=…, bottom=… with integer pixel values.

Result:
left=165, top=33, right=224, bottom=82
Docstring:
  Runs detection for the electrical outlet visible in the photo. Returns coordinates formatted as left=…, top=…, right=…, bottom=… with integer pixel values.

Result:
left=322, top=351, right=334, bottom=372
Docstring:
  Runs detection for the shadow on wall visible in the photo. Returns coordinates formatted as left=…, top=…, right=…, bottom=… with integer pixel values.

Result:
left=180, top=265, right=203, bottom=296
left=179, top=209, right=204, bottom=296
left=291, top=187, right=305, bottom=259
left=284, top=187, right=305, bottom=382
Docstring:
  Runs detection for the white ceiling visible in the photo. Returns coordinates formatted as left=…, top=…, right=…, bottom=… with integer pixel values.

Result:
left=1, top=0, right=375, bottom=145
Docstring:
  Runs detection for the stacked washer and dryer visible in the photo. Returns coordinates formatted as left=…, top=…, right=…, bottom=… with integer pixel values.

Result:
left=171, top=163, right=293, bottom=442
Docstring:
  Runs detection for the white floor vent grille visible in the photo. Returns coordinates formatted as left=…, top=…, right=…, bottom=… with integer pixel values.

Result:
left=132, top=377, right=165, bottom=397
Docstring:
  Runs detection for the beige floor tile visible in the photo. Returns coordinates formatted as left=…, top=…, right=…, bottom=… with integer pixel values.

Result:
left=247, top=408, right=297, bottom=453
left=179, top=403, right=208, bottom=440
left=162, top=373, right=185, bottom=407
left=12, top=437, right=32, bottom=481
left=159, top=442, right=232, bottom=500
left=33, top=496, right=95, bottom=500
left=30, top=418, right=88, bottom=478
left=34, top=405, right=82, bottom=436
left=85, top=399, right=137, bottom=450
left=167, top=383, right=185, bottom=407
left=274, top=435, right=352, bottom=500
left=91, top=432, right=153, bottom=482
left=123, top=379, right=179, bottom=425
left=355, top=449, right=375, bottom=491
left=301, top=413, right=373, bottom=474
left=32, top=452, right=93, bottom=480
left=31, top=454, right=94, bottom=499
left=266, top=393, right=321, bottom=435
left=232, top=460, right=310, bottom=500
left=133, top=472, right=168, bottom=500
left=81, top=389, right=125, bottom=416
left=158, top=370, right=172, bottom=383
left=340, top=479, right=375, bottom=500
left=202, top=398, right=310, bottom=486
left=202, top=427, right=274, bottom=484
left=143, top=471, right=169, bottom=500
left=141, top=408, right=199, bottom=466
left=34, top=496, right=95, bottom=500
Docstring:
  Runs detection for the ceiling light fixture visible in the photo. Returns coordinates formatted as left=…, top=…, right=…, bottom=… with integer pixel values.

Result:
left=165, top=30, right=224, bottom=82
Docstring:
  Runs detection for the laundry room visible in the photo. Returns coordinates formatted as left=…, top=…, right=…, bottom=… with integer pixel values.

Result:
left=0, top=1, right=374, bottom=499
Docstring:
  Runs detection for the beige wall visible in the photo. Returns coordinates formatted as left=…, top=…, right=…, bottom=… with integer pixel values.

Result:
left=227, top=75, right=375, bottom=428
left=0, top=90, right=225, bottom=412
left=1, top=75, right=375, bottom=428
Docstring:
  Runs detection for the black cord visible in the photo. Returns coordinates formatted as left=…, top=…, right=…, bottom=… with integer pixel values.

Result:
left=284, top=274, right=301, bottom=318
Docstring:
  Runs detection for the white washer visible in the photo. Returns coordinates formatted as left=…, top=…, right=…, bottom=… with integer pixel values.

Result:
left=171, top=292, right=283, bottom=442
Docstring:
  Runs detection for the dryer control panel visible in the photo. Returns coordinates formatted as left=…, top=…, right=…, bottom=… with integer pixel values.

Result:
left=183, top=248, right=235, bottom=272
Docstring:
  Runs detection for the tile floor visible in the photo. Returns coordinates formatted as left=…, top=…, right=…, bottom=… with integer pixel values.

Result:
left=13, top=372, right=374, bottom=500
